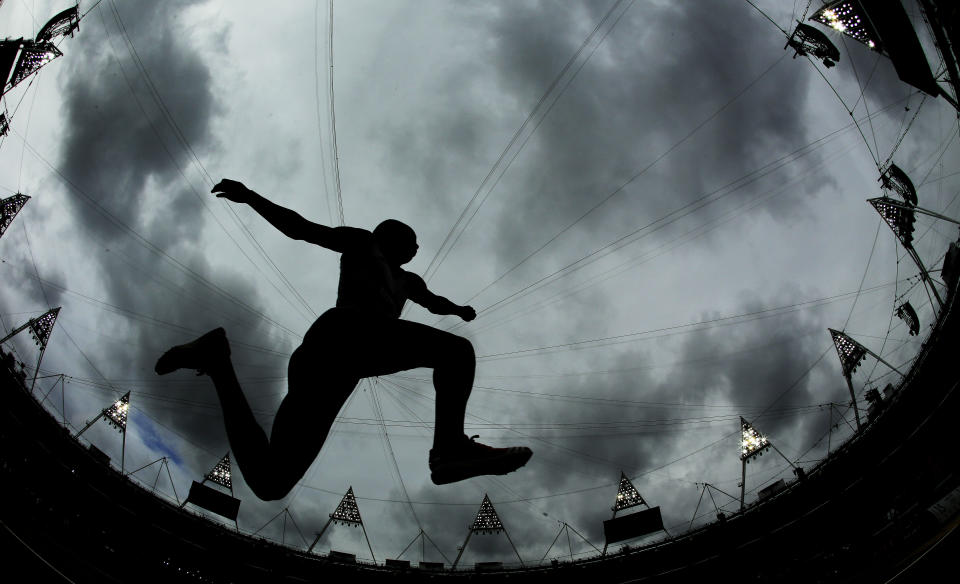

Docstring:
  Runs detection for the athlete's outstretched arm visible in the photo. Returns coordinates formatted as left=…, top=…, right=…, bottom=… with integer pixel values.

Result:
left=212, top=179, right=364, bottom=251
left=408, top=275, right=476, bottom=322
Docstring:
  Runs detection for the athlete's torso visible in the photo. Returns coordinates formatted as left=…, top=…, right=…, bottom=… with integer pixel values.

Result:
left=335, top=232, right=420, bottom=319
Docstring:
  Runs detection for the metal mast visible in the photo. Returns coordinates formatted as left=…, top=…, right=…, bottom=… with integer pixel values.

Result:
left=75, top=391, right=130, bottom=473
left=829, top=328, right=904, bottom=431
left=0, top=306, right=60, bottom=394
left=453, top=494, right=523, bottom=568
left=308, top=486, right=376, bottom=563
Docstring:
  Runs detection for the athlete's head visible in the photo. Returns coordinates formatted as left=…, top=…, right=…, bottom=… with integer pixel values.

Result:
left=374, top=219, right=418, bottom=265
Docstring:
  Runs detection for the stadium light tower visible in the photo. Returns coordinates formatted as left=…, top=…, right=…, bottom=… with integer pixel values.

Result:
left=601, top=472, right=664, bottom=555
left=1, top=6, right=80, bottom=98
left=76, top=391, right=131, bottom=473
left=307, top=486, right=376, bottom=562
left=869, top=163, right=960, bottom=313
left=453, top=494, right=523, bottom=568
left=738, top=417, right=798, bottom=510
left=811, top=1, right=880, bottom=50
left=181, top=453, right=242, bottom=529
left=867, top=196, right=958, bottom=312
left=829, top=329, right=905, bottom=431
left=0, top=193, right=30, bottom=240
left=809, top=0, right=952, bottom=108
left=0, top=306, right=60, bottom=394
left=3, top=39, right=62, bottom=96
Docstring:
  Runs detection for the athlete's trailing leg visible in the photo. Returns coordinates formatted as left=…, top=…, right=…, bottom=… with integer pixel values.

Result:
left=156, top=328, right=352, bottom=500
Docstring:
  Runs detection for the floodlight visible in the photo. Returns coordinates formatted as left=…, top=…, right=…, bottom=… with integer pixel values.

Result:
left=869, top=197, right=916, bottom=247
left=612, top=472, right=645, bottom=512
left=811, top=1, right=880, bottom=51
left=1, top=193, right=30, bottom=240
left=204, top=453, right=233, bottom=489
left=104, top=392, right=130, bottom=431
left=740, top=417, right=769, bottom=461
left=829, top=328, right=868, bottom=377
left=27, top=308, right=59, bottom=347
left=470, top=495, right=504, bottom=535
left=8, top=41, right=62, bottom=90
left=330, top=486, right=363, bottom=526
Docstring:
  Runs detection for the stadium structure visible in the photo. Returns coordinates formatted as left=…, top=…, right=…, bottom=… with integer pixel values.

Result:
left=3, top=1, right=960, bottom=582
left=2, top=248, right=959, bottom=583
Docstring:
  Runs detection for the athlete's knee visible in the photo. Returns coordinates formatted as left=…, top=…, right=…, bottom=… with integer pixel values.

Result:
left=447, top=335, right=474, bottom=363
left=248, top=476, right=295, bottom=501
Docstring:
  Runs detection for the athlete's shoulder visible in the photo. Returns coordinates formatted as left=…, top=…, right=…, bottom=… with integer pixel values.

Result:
left=331, top=226, right=374, bottom=253
left=400, top=270, right=427, bottom=290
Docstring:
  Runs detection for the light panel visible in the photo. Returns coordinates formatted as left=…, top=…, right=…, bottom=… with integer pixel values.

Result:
left=740, top=417, right=770, bottom=461
left=8, top=41, right=62, bottom=90
left=829, top=328, right=868, bottom=377
left=330, top=486, right=363, bottom=526
left=27, top=307, right=59, bottom=348
left=204, top=453, right=233, bottom=489
left=1, top=193, right=30, bottom=240
left=869, top=197, right=916, bottom=247
left=470, top=494, right=504, bottom=534
left=104, top=392, right=130, bottom=432
left=812, top=1, right=879, bottom=50
left=612, top=472, right=645, bottom=512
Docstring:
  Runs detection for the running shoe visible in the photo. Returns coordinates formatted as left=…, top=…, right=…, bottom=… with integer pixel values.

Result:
left=155, top=327, right=230, bottom=376
left=429, top=435, right=532, bottom=485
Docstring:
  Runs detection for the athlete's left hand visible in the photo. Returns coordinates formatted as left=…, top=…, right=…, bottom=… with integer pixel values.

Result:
left=459, top=306, right=477, bottom=322
left=212, top=178, right=254, bottom=204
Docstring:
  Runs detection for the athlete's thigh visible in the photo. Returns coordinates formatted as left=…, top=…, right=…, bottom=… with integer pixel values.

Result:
left=270, top=344, right=359, bottom=478
left=355, top=317, right=468, bottom=377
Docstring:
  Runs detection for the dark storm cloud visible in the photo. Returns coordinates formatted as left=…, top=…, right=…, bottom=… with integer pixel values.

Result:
left=1, top=244, right=67, bottom=309
left=470, top=289, right=846, bottom=546
left=480, top=0, right=827, bottom=270
left=54, top=0, right=292, bottom=469
left=358, top=287, right=848, bottom=564
left=59, top=0, right=216, bottom=239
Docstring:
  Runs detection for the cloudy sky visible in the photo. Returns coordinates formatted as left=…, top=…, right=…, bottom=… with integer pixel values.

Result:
left=2, top=0, right=959, bottom=566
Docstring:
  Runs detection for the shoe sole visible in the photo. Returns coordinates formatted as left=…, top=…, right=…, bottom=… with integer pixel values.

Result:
left=155, top=328, right=229, bottom=375
left=431, top=448, right=532, bottom=485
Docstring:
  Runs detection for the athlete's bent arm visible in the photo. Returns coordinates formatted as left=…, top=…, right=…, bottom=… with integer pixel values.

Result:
left=212, top=179, right=364, bottom=252
left=408, top=276, right=476, bottom=322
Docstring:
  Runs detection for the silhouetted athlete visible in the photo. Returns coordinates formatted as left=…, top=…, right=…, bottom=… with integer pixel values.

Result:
left=155, top=179, right=532, bottom=500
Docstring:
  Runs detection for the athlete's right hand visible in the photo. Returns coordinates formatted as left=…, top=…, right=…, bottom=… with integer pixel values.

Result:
left=212, top=179, right=253, bottom=204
